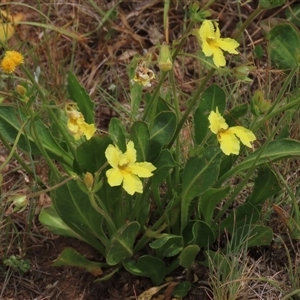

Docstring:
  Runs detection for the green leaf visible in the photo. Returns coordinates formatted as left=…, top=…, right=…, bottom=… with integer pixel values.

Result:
left=67, top=72, right=95, bottom=124
left=130, top=81, right=143, bottom=121
left=198, top=84, right=226, bottom=114
left=179, top=245, right=200, bottom=269
left=52, top=178, right=106, bottom=254
left=230, top=225, right=273, bottom=249
left=149, top=234, right=183, bottom=258
left=219, top=203, right=260, bottom=233
left=106, top=222, right=140, bottom=265
left=267, top=23, right=300, bottom=69
left=39, top=205, right=82, bottom=239
left=183, top=221, right=216, bottom=247
left=130, top=121, right=150, bottom=161
left=149, top=111, right=176, bottom=161
left=259, top=0, right=285, bottom=9
left=225, top=104, right=249, bottom=127
left=0, top=106, right=73, bottom=166
left=94, top=268, right=119, bottom=282
left=172, top=282, right=191, bottom=298
left=53, top=247, right=103, bottom=276
left=152, top=149, right=177, bottom=186
left=123, top=256, right=166, bottom=285
left=181, top=147, right=222, bottom=230
left=76, top=135, right=112, bottom=173
left=217, top=139, right=300, bottom=186
left=194, top=84, right=226, bottom=144
left=246, top=167, right=281, bottom=206
left=108, top=117, right=127, bottom=152
left=285, top=4, right=300, bottom=26
left=199, top=186, right=230, bottom=225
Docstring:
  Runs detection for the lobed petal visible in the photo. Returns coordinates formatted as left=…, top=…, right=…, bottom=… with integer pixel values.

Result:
left=105, top=144, right=122, bottom=168
left=211, top=46, right=226, bottom=68
left=122, top=172, right=143, bottom=195
left=79, top=122, right=96, bottom=140
left=208, top=108, right=228, bottom=134
left=125, top=141, right=137, bottom=164
left=201, top=40, right=214, bottom=57
left=106, top=168, right=123, bottom=187
left=228, top=126, right=256, bottom=147
left=128, top=162, right=156, bottom=178
left=199, top=20, right=216, bottom=41
left=216, top=38, right=239, bottom=54
left=218, top=131, right=240, bottom=155
left=67, top=119, right=79, bottom=135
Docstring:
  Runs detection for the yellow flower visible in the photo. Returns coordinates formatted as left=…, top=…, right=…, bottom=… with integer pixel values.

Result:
left=208, top=108, right=256, bottom=155
left=1, top=50, right=24, bottom=73
left=199, top=20, right=239, bottom=68
left=105, top=141, right=156, bottom=195
left=131, top=61, right=155, bottom=87
left=1, top=56, right=16, bottom=73
left=5, top=50, right=24, bottom=65
left=66, top=105, right=96, bottom=140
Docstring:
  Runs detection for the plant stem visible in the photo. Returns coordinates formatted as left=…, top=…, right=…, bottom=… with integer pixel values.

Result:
left=214, top=113, right=289, bottom=223
left=168, top=68, right=215, bottom=148
left=142, top=20, right=196, bottom=122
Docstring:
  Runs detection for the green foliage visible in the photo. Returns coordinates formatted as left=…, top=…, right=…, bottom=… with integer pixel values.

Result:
left=267, top=23, right=300, bottom=69
left=1, top=1, right=299, bottom=295
left=53, top=248, right=104, bottom=276
left=259, top=0, right=285, bottom=9
left=67, top=72, right=95, bottom=124
left=3, top=255, right=31, bottom=275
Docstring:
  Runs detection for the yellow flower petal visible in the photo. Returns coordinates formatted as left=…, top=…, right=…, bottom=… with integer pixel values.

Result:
left=128, top=162, right=156, bottom=178
left=78, top=122, right=96, bottom=140
left=125, top=141, right=137, bottom=164
left=211, top=46, right=226, bottom=68
left=199, top=19, right=215, bottom=41
left=0, top=23, right=15, bottom=43
left=105, top=140, right=156, bottom=194
left=215, top=38, right=239, bottom=54
left=218, top=131, right=240, bottom=155
left=208, top=108, right=256, bottom=155
left=1, top=56, right=16, bottom=73
left=5, top=50, right=24, bottom=65
left=105, top=145, right=122, bottom=168
left=198, top=19, right=239, bottom=68
left=106, top=168, right=123, bottom=187
left=228, top=126, right=256, bottom=147
left=122, top=172, right=143, bottom=195
left=67, top=118, right=79, bottom=133
left=208, top=108, right=228, bottom=134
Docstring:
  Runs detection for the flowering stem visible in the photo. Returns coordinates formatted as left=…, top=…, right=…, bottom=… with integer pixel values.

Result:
left=133, top=214, right=166, bottom=253
left=142, top=20, right=195, bottom=123
left=214, top=114, right=289, bottom=223
left=20, top=65, right=77, bottom=162
left=170, top=71, right=181, bottom=183
left=168, top=68, right=215, bottom=148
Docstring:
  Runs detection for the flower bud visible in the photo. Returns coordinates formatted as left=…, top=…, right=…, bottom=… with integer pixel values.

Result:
left=84, top=172, right=94, bottom=190
left=158, top=43, right=173, bottom=72
left=251, top=90, right=271, bottom=116
left=233, top=65, right=253, bottom=83
left=16, top=85, right=27, bottom=96
left=8, top=195, right=28, bottom=213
